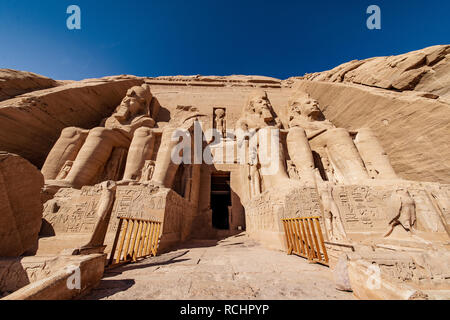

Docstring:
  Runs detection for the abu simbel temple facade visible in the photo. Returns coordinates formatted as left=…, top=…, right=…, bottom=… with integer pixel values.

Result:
left=0, top=45, right=449, bottom=300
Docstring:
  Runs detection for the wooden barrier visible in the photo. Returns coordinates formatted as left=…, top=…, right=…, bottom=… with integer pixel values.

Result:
left=282, top=217, right=329, bottom=266
left=108, top=217, right=162, bottom=267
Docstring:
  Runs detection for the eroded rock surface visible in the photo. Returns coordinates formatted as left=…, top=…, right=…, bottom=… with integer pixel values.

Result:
left=300, top=45, right=450, bottom=99
left=0, top=153, right=44, bottom=257
left=0, top=69, right=58, bottom=102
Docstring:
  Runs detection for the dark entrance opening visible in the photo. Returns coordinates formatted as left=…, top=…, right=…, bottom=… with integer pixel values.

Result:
left=211, top=172, right=231, bottom=230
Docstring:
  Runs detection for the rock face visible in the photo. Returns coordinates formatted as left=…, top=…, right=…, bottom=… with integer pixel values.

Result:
left=0, top=153, right=44, bottom=257
left=0, top=75, right=144, bottom=168
left=301, top=45, right=450, bottom=100
left=0, top=69, right=58, bottom=102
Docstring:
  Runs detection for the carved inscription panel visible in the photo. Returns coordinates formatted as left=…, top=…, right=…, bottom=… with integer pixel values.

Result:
left=244, top=187, right=322, bottom=233
left=332, top=186, right=392, bottom=233
left=44, top=185, right=168, bottom=235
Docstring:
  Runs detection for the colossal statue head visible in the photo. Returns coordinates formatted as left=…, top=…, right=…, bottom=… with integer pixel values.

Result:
left=240, top=90, right=281, bottom=131
left=289, top=93, right=323, bottom=121
left=245, top=91, right=275, bottom=123
left=115, top=84, right=153, bottom=119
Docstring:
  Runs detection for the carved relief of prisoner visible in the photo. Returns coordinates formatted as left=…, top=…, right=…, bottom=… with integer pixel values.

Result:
left=320, top=183, right=347, bottom=241
left=79, top=181, right=117, bottom=252
left=385, top=188, right=417, bottom=237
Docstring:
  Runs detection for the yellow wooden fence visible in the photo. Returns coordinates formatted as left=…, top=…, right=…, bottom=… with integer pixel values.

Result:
left=282, top=217, right=329, bottom=266
left=108, top=217, right=162, bottom=267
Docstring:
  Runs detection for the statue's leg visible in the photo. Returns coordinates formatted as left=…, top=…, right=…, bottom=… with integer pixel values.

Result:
left=123, top=127, right=156, bottom=181
left=257, top=128, right=290, bottom=189
left=41, top=127, right=89, bottom=180
left=323, top=128, right=369, bottom=184
left=354, top=128, right=398, bottom=180
left=152, top=126, right=183, bottom=188
left=286, top=127, right=316, bottom=186
left=65, top=128, right=130, bottom=188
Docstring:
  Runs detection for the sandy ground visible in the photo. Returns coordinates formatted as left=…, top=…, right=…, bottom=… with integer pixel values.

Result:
left=84, top=233, right=354, bottom=300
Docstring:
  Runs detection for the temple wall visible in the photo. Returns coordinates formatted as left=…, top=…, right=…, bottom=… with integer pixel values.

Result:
left=147, top=80, right=295, bottom=130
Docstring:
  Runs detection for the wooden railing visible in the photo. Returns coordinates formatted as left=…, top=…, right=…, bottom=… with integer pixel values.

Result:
left=282, top=217, right=329, bottom=266
left=108, top=217, right=162, bottom=267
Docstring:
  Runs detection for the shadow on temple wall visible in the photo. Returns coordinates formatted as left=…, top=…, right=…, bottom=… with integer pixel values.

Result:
left=39, top=219, right=56, bottom=238
left=155, top=106, right=171, bottom=123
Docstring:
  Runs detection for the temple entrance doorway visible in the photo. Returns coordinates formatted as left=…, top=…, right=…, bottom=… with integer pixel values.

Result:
left=211, top=172, right=231, bottom=230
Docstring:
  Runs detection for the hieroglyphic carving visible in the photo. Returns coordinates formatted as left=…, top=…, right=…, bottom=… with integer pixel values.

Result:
left=244, top=187, right=322, bottom=233
left=43, top=186, right=103, bottom=234
left=357, top=250, right=450, bottom=287
left=43, top=185, right=167, bottom=234
left=330, top=183, right=448, bottom=235
left=108, top=186, right=167, bottom=232
left=333, top=186, right=392, bottom=232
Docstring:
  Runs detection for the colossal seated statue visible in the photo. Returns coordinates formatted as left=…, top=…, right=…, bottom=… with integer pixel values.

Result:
left=236, top=91, right=290, bottom=197
left=286, top=93, right=398, bottom=185
left=42, top=84, right=157, bottom=188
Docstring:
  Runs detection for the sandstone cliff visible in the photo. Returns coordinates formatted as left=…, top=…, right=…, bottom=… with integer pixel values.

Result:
left=0, top=69, right=58, bottom=102
left=0, top=75, right=144, bottom=167
left=300, top=45, right=450, bottom=100
left=0, top=153, right=44, bottom=257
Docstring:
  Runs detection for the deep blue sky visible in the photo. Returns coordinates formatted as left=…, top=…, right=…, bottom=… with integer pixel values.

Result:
left=0, top=0, right=448, bottom=80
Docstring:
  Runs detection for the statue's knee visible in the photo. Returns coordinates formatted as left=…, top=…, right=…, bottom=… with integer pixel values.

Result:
left=329, top=127, right=349, bottom=136
left=134, top=127, right=153, bottom=138
left=60, top=127, right=82, bottom=139
left=291, top=126, right=307, bottom=136
left=89, top=127, right=110, bottom=138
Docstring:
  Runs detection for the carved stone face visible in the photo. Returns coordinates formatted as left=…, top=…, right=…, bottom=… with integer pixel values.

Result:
left=290, top=97, right=321, bottom=120
left=120, top=85, right=152, bottom=117
left=249, top=94, right=274, bottom=123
